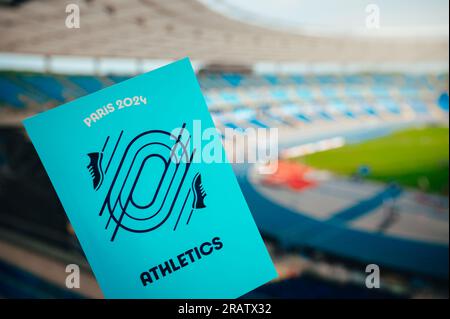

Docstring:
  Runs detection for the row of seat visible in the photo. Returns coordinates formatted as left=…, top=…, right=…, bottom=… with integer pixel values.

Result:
left=204, top=87, right=436, bottom=110
left=199, top=73, right=447, bottom=90
left=0, top=73, right=447, bottom=128
left=210, top=96, right=435, bottom=133
left=0, top=73, right=113, bottom=108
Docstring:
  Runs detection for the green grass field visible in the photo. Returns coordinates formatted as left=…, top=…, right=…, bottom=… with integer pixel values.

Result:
left=296, top=126, right=449, bottom=195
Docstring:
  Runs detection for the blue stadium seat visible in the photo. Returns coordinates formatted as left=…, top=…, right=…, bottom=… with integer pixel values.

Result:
left=343, top=75, right=364, bottom=84
left=437, top=73, right=449, bottom=83
left=20, top=75, right=67, bottom=102
left=271, top=89, right=288, bottom=100
left=70, top=76, right=106, bottom=93
left=408, top=100, right=428, bottom=113
left=376, top=98, right=401, bottom=114
left=280, top=103, right=299, bottom=114
left=221, top=92, right=239, bottom=103
left=345, top=86, right=363, bottom=97
left=249, top=118, right=270, bottom=128
left=0, top=77, right=26, bottom=108
left=321, top=87, right=338, bottom=98
left=318, top=111, right=334, bottom=121
left=232, top=108, right=254, bottom=119
left=362, top=105, right=378, bottom=116
left=404, top=74, right=431, bottom=88
left=398, top=86, right=418, bottom=97
left=222, top=73, right=242, bottom=87
left=372, top=85, right=390, bottom=97
left=261, top=107, right=292, bottom=126
left=437, top=92, right=449, bottom=111
left=296, top=88, right=313, bottom=101
left=291, top=75, right=305, bottom=84
left=108, top=75, right=130, bottom=83
left=295, top=113, right=312, bottom=123
left=344, top=111, right=356, bottom=119
left=264, top=75, right=279, bottom=85
left=223, top=121, right=245, bottom=132
left=316, top=75, right=338, bottom=84
left=231, top=108, right=270, bottom=128
left=329, top=99, right=348, bottom=111
left=373, top=74, right=395, bottom=85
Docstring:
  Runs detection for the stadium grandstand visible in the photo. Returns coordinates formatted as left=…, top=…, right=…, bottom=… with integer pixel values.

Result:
left=0, top=0, right=448, bottom=298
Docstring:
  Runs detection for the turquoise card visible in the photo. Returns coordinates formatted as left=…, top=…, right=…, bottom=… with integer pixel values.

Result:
left=23, top=58, right=276, bottom=298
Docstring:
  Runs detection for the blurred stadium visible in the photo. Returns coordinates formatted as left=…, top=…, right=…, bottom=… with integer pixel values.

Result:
left=0, top=0, right=448, bottom=298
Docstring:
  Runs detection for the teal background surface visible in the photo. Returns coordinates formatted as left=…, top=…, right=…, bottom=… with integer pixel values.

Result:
left=23, top=58, right=276, bottom=298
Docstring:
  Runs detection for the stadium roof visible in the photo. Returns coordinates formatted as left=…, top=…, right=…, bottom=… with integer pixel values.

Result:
left=0, top=0, right=448, bottom=64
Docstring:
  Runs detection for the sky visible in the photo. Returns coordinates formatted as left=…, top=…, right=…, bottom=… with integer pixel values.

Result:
left=199, top=0, right=449, bottom=37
